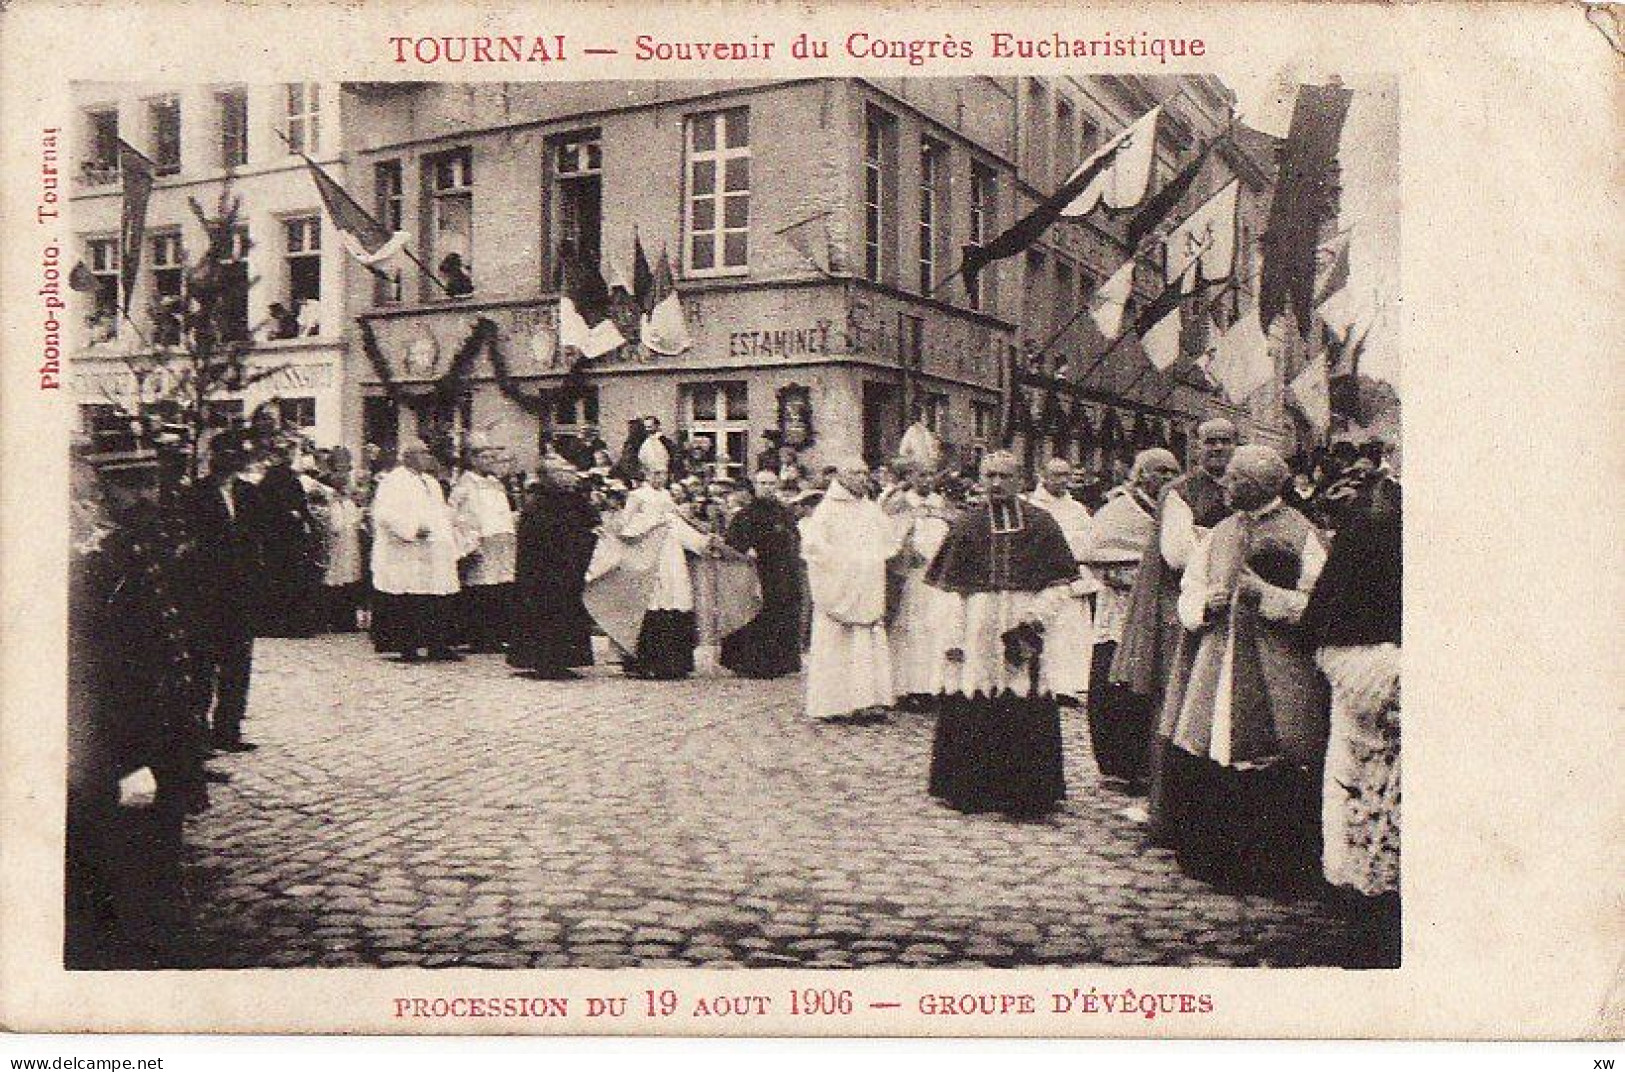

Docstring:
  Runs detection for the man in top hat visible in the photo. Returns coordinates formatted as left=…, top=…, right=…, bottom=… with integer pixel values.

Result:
left=449, top=434, right=518, bottom=653
left=369, top=438, right=462, bottom=661
left=183, top=429, right=263, bottom=751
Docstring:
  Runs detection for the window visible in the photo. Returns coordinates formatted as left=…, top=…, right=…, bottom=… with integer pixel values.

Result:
left=276, top=396, right=317, bottom=429
left=282, top=215, right=321, bottom=335
left=217, top=88, right=248, bottom=169
left=972, top=398, right=999, bottom=462
left=1025, top=81, right=1049, bottom=181
left=1056, top=97, right=1077, bottom=184
left=363, top=396, right=400, bottom=452
left=550, top=131, right=602, bottom=281
left=919, top=138, right=948, bottom=294
left=922, top=391, right=950, bottom=435
left=863, top=106, right=898, bottom=284
left=546, top=386, right=602, bottom=458
left=285, top=83, right=321, bottom=155
left=968, top=161, right=997, bottom=310
left=1056, top=260, right=1075, bottom=317
left=218, top=225, right=250, bottom=342
left=373, top=160, right=404, bottom=303
left=424, top=148, right=474, bottom=299
left=151, top=232, right=185, bottom=345
left=84, top=237, right=120, bottom=340
left=83, top=108, right=120, bottom=185
left=898, top=312, right=925, bottom=372
left=682, top=381, right=749, bottom=479
left=148, top=96, right=181, bottom=175
left=685, top=108, right=750, bottom=275
left=80, top=403, right=121, bottom=436
left=1024, top=249, right=1048, bottom=344
left=203, top=399, right=244, bottom=429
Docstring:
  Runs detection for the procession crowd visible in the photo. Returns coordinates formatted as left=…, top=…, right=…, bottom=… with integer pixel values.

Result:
left=66, top=405, right=1401, bottom=969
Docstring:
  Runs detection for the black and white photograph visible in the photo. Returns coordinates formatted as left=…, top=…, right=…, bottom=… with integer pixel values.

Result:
left=58, top=71, right=1406, bottom=976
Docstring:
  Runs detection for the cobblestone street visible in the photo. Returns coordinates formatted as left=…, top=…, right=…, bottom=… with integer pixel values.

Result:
left=176, top=635, right=1363, bottom=969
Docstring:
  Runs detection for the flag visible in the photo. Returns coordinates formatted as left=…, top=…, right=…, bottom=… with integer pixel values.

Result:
left=1260, top=82, right=1354, bottom=333
left=640, top=246, right=692, bottom=356
left=1205, top=307, right=1275, bottom=402
left=559, top=248, right=625, bottom=360
left=1314, top=229, right=1352, bottom=306
left=117, top=139, right=156, bottom=316
left=1326, top=316, right=1372, bottom=421
left=632, top=231, right=655, bottom=315
left=1289, top=352, right=1331, bottom=437
left=1122, top=136, right=1219, bottom=250
left=1164, top=179, right=1240, bottom=292
left=1060, top=106, right=1161, bottom=218
left=960, top=132, right=1128, bottom=293
left=605, top=256, right=632, bottom=294
left=1088, top=258, right=1137, bottom=339
left=1138, top=295, right=1184, bottom=371
left=301, top=153, right=410, bottom=267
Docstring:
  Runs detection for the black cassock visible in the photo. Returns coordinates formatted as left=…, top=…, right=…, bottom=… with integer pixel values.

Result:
left=508, top=485, right=600, bottom=675
left=249, top=464, right=322, bottom=637
left=720, top=497, right=802, bottom=678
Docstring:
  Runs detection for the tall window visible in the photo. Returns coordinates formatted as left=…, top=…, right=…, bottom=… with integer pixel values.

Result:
left=283, top=215, right=321, bottom=332
left=682, top=381, right=749, bottom=479
left=218, top=88, right=248, bottom=169
left=84, top=237, right=120, bottom=340
left=922, top=391, right=950, bottom=435
left=83, top=108, right=120, bottom=185
left=219, top=226, right=250, bottom=342
left=550, top=131, right=602, bottom=278
left=284, top=83, right=320, bottom=154
left=151, top=232, right=185, bottom=345
left=1056, top=260, right=1075, bottom=317
left=1055, top=97, right=1077, bottom=184
left=863, top=106, right=898, bottom=284
left=898, top=312, right=925, bottom=373
left=972, top=398, right=999, bottom=460
left=685, top=108, right=750, bottom=275
left=1025, top=81, right=1049, bottom=182
left=1081, top=116, right=1101, bottom=161
left=1023, top=249, right=1049, bottom=357
left=148, top=96, right=181, bottom=175
left=424, top=147, right=474, bottom=299
left=919, top=137, right=948, bottom=294
left=373, top=160, right=404, bottom=303
left=968, top=161, right=996, bottom=310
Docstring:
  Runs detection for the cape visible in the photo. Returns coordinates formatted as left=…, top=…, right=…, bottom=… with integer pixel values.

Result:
left=925, top=499, right=1077, bottom=595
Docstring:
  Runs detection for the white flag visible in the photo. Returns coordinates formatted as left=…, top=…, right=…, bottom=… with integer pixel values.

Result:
left=1141, top=303, right=1184, bottom=371
left=1207, top=308, right=1275, bottom=403
left=1061, top=106, right=1161, bottom=218
left=640, top=247, right=692, bottom=356
left=1089, top=258, right=1137, bottom=339
left=559, top=294, right=625, bottom=359
left=1164, top=179, right=1240, bottom=292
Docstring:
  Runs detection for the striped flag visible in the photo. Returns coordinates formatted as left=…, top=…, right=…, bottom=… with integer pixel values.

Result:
left=559, top=248, right=625, bottom=360
left=301, top=152, right=410, bottom=267
left=117, top=139, right=156, bottom=315
left=640, top=246, right=692, bottom=356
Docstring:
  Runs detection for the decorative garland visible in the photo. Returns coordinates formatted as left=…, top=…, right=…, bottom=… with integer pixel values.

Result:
left=359, top=315, right=594, bottom=423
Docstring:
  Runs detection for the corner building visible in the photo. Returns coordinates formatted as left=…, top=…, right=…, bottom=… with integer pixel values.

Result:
left=342, top=77, right=1288, bottom=476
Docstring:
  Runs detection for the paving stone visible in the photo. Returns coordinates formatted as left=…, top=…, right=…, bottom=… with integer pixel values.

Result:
left=167, top=634, right=1360, bottom=970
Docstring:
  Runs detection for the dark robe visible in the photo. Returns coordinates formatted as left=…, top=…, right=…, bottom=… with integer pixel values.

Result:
left=67, top=502, right=211, bottom=968
left=508, top=484, right=601, bottom=675
left=926, top=500, right=1078, bottom=819
left=719, top=496, right=802, bottom=678
left=182, top=475, right=260, bottom=745
left=1109, top=469, right=1231, bottom=843
left=249, top=464, right=322, bottom=637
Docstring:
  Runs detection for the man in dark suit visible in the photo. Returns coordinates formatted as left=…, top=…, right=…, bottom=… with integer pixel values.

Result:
left=185, top=431, right=261, bottom=752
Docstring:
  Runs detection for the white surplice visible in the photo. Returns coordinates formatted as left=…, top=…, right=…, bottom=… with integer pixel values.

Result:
left=370, top=466, right=460, bottom=596
left=1024, top=487, right=1099, bottom=698
left=801, top=482, right=906, bottom=719
left=617, top=484, right=711, bottom=611
left=888, top=490, right=955, bottom=696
